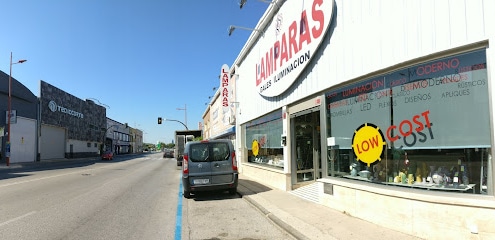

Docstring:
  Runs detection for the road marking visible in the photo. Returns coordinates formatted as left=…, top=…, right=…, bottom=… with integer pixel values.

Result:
left=0, top=170, right=91, bottom=188
left=0, top=211, right=37, bottom=227
left=175, top=174, right=183, bottom=240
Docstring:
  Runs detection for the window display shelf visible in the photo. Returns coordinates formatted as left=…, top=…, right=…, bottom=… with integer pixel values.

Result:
left=343, top=175, right=476, bottom=193
left=385, top=182, right=476, bottom=193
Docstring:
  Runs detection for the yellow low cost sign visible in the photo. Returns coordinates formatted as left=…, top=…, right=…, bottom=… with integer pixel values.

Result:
left=352, top=123, right=386, bottom=167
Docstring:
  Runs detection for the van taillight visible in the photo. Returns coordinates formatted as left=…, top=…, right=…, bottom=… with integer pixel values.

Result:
left=231, top=151, right=237, bottom=171
left=183, top=154, right=189, bottom=174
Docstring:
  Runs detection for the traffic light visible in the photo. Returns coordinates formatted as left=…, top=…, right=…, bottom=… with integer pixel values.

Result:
left=158, top=117, right=162, bottom=124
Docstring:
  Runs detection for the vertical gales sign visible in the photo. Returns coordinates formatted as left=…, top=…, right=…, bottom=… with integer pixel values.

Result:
left=220, top=64, right=231, bottom=113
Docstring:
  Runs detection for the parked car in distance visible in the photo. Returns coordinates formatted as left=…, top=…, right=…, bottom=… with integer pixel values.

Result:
left=163, top=148, right=174, bottom=158
left=182, top=139, right=238, bottom=198
left=101, top=150, right=114, bottom=160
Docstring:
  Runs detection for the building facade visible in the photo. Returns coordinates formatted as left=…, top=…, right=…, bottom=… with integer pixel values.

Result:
left=228, top=0, right=495, bottom=238
left=40, top=81, right=106, bottom=159
left=203, top=64, right=236, bottom=141
left=0, top=71, right=38, bottom=163
left=129, top=127, right=143, bottom=153
left=105, top=118, right=131, bottom=155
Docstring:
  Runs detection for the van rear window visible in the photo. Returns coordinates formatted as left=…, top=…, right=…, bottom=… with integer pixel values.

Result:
left=189, top=142, right=230, bottom=162
left=189, top=144, right=208, bottom=162
left=211, top=142, right=229, bottom=162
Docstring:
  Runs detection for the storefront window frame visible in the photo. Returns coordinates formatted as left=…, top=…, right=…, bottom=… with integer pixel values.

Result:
left=324, top=48, right=491, bottom=195
left=244, top=110, right=284, bottom=169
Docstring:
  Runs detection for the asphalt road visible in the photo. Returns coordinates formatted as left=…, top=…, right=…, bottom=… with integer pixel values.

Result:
left=0, top=153, right=292, bottom=240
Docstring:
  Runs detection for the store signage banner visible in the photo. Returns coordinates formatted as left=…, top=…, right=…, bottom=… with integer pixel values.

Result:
left=48, top=100, right=84, bottom=119
left=327, top=50, right=489, bottom=149
left=255, top=0, right=334, bottom=97
left=220, top=64, right=231, bottom=114
left=5, top=110, right=17, bottom=124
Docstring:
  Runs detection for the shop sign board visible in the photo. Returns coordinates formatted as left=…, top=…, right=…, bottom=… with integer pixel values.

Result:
left=48, top=100, right=84, bottom=119
left=220, top=64, right=231, bottom=113
left=5, top=110, right=17, bottom=124
left=255, top=0, right=334, bottom=97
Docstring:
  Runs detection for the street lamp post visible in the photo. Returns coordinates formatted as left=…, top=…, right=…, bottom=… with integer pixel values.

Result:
left=176, top=104, right=187, bottom=129
left=7, top=52, right=27, bottom=166
left=164, top=118, right=188, bottom=130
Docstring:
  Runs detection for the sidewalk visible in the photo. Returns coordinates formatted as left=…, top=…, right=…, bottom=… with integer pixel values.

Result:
left=237, top=174, right=423, bottom=240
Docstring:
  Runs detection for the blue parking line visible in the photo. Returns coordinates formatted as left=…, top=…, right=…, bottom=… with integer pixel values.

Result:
left=175, top=175, right=183, bottom=240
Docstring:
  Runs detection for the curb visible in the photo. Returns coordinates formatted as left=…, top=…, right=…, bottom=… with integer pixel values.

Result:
left=241, top=194, right=310, bottom=240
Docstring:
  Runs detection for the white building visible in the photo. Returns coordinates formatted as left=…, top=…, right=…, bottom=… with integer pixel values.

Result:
left=227, top=0, right=495, bottom=238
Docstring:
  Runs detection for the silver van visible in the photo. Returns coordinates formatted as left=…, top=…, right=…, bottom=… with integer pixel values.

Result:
left=182, top=139, right=238, bottom=198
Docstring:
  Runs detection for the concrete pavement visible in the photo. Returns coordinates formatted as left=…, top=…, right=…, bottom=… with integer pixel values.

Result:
left=237, top=174, right=423, bottom=240
left=1, top=157, right=422, bottom=239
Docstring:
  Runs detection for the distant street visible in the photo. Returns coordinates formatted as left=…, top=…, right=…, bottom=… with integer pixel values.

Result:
left=0, top=153, right=292, bottom=240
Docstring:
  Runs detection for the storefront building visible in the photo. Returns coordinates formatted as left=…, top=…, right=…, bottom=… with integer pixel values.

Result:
left=203, top=64, right=236, bottom=141
left=40, top=81, right=106, bottom=159
left=0, top=71, right=38, bottom=163
left=129, top=127, right=143, bottom=153
left=105, top=118, right=130, bottom=155
left=230, top=0, right=494, bottom=238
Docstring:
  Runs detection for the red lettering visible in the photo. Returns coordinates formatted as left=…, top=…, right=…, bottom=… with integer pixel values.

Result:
left=298, top=10, right=311, bottom=51
left=387, top=125, right=398, bottom=142
left=356, top=135, right=379, bottom=154
left=279, top=32, right=289, bottom=67
left=260, top=58, right=266, bottom=82
left=387, top=110, right=433, bottom=144
left=265, top=49, right=273, bottom=78
left=254, top=0, right=329, bottom=88
left=288, top=21, right=298, bottom=59
left=273, top=41, right=280, bottom=72
left=399, top=120, right=413, bottom=137
left=369, top=135, right=379, bottom=148
left=412, top=114, right=424, bottom=132
left=416, top=58, right=460, bottom=76
left=222, top=74, right=229, bottom=87
left=311, top=0, right=324, bottom=38
left=362, top=141, right=369, bottom=152
left=421, top=110, right=432, bottom=128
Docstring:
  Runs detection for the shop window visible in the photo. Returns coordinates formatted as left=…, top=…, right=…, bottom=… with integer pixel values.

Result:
left=325, top=49, right=490, bottom=194
left=245, top=110, right=284, bottom=169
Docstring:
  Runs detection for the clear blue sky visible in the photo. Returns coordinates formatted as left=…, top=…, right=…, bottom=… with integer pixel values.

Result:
left=0, top=0, right=268, bottom=144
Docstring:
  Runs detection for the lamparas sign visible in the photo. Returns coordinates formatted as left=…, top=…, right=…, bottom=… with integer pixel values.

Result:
left=255, top=0, right=334, bottom=97
left=220, top=64, right=231, bottom=113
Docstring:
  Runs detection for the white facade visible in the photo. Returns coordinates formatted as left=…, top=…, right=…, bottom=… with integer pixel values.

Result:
left=230, top=0, right=495, bottom=238
left=9, top=117, right=37, bottom=163
left=236, top=0, right=494, bottom=124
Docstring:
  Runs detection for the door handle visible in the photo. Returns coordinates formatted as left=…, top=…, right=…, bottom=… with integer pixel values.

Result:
left=214, top=163, right=220, bottom=167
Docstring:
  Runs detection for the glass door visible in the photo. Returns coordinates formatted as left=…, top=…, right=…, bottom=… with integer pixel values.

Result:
left=293, top=111, right=321, bottom=183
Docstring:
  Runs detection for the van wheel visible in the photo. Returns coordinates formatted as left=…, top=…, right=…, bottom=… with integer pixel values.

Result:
left=228, top=188, right=237, bottom=195
left=183, top=191, right=191, bottom=198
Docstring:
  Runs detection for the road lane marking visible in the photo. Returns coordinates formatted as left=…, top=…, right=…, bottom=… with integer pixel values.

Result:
left=175, top=174, right=183, bottom=240
left=0, top=169, right=90, bottom=188
left=0, top=211, right=37, bottom=228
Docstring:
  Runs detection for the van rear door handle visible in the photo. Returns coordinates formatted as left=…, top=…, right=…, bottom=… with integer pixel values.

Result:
left=214, top=163, right=220, bottom=167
